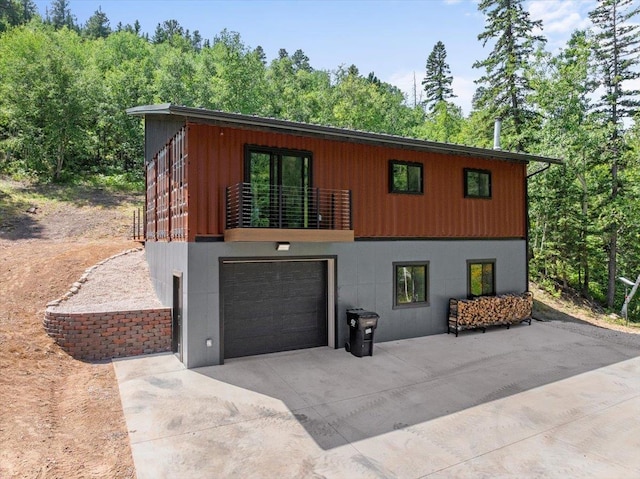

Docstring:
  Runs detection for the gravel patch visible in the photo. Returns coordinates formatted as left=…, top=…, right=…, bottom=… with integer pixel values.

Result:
left=52, top=249, right=164, bottom=313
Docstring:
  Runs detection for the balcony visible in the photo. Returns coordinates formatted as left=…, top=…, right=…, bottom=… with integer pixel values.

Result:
left=225, top=183, right=354, bottom=242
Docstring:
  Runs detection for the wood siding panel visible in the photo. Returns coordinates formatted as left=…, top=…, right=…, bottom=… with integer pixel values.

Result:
left=185, top=122, right=526, bottom=240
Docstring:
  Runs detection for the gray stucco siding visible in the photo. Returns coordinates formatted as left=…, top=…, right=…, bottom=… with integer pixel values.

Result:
left=145, top=239, right=527, bottom=368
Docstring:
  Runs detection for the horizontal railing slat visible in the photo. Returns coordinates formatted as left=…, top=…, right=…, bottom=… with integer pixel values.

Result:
left=225, top=182, right=352, bottom=231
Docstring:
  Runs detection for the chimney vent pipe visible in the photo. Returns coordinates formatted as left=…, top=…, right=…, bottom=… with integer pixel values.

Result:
left=493, top=118, right=502, bottom=150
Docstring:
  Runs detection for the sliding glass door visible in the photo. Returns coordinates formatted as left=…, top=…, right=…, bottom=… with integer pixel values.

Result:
left=245, top=147, right=311, bottom=228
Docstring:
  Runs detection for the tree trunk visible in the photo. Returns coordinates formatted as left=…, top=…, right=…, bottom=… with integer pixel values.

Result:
left=55, top=144, right=64, bottom=180
left=608, top=230, right=617, bottom=308
left=578, top=160, right=589, bottom=297
left=607, top=156, right=619, bottom=308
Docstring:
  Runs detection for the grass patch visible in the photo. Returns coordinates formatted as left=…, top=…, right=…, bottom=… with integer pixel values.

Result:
left=83, top=172, right=144, bottom=193
left=0, top=175, right=143, bottom=219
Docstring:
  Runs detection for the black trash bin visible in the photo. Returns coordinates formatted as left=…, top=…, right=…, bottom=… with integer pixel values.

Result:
left=345, top=309, right=379, bottom=357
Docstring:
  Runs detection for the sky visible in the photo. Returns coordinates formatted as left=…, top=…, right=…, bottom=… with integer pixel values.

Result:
left=33, top=0, right=598, bottom=114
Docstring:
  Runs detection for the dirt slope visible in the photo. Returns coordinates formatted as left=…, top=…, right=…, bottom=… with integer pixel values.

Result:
left=0, top=179, right=139, bottom=478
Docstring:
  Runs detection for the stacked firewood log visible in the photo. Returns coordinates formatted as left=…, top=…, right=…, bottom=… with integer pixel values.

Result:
left=449, top=292, right=533, bottom=334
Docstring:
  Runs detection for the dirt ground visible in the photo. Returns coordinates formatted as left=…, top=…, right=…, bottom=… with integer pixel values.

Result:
left=0, top=179, right=140, bottom=478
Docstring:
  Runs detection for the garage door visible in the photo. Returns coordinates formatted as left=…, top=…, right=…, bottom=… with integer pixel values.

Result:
left=221, top=261, right=328, bottom=359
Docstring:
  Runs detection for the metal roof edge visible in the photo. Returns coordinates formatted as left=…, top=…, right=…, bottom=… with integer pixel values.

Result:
left=126, top=104, right=563, bottom=165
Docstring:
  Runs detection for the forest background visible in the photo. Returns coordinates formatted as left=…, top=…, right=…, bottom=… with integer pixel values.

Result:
left=1, top=0, right=639, bottom=320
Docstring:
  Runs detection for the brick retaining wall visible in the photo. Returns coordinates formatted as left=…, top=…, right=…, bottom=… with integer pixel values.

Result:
left=44, top=307, right=172, bottom=361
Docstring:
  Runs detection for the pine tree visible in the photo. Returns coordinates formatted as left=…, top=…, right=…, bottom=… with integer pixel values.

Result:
left=254, top=45, right=266, bottom=65
left=48, top=0, right=75, bottom=30
left=84, top=6, right=110, bottom=39
left=367, top=72, right=381, bottom=86
left=0, top=0, right=36, bottom=31
left=589, top=0, right=640, bottom=308
left=191, top=30, right=202, bottom=51
left=473, top=0, right=545, bottom=150
left=152, top=19, right=183, bottom=44
left=291, top=49, right=312, bottom=72
left=421, top=41, right=455, bottom=111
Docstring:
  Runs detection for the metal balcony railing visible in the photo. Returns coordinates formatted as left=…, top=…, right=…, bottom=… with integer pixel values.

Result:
left=226, top=183, right=352, bottom=231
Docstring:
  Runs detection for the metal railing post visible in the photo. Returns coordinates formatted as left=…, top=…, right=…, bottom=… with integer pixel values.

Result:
left=315, top=187, right=320, bottom=228
left=278, top=185, right=283, bottom=228
left=348, top=190, right=353, bottom=230
left=226, top=185, right=231, bottom=229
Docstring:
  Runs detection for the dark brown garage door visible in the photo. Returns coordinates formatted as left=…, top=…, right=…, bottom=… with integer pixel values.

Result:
left=221, top=261, right=328, bottom=359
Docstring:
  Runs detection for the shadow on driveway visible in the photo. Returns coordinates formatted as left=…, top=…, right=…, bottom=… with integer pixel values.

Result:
left=114, top=318, right=640, bottom=478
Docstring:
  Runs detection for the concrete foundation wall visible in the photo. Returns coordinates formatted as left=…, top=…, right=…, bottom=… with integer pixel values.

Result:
left=145, top=239, right=527, bottom=368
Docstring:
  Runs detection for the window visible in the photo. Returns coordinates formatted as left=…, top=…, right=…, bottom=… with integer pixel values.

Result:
left=389, top=160, right=423, bottom=194
left=245, top=146, right=312, bottom=228
left=464, top=168, right=491, bottom=198
left=467, top=260, right=496, bottom=297
left=394, top=262, right=429, bottom=308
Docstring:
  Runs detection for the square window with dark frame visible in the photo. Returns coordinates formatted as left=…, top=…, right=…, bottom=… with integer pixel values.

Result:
left=464, top=168, right=491, bottom=198
left=468, top=260, right=495, bottom=297
left=389, top=160, right=423, bottom=194
left=394, top=262, right=429, bottom=308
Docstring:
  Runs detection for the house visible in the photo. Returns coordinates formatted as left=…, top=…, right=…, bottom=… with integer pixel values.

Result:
left=127, top=103, right=560, bottom=368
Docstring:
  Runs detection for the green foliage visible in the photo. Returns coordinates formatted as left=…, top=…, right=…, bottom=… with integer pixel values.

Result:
left=473, top=0, right=545, bottom=150
left=414, top=101, right=463, bottom=143
left=422, top=41, right=455, bottom=111
left=589, top=0, right=640, bottom=122
left=0, top=0, right=36, bottom=32
left=0, top=19, right=424, bottom=181
left=84, top=172, right=144, bottom=192
left=47, top=0, right=75, bottom=30
left=588, top=0, right=640, bottom=307
left=83, top=6, right=110, bottom=39
left=1, top=4, right=640, bottom=320
left=0, top=23, right=92, bottom=180
left=152, top=19, right=183, bottom=44
left=199, top=29, right=268, bottom=113
left=331, top=65, right=420, bottom=135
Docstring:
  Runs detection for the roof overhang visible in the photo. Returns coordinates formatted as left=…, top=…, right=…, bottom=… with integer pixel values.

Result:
left=127, top=103, right=563, bottom=165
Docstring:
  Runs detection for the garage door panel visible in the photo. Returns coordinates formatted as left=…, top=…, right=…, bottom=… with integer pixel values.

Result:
left=280, top=298, right=321, bottom=315
left=225, top=315, right=277, bottom=337
left=222, top=261, right=327, bottom=359
left=279, top=331, right=324, bottom=351
left=225, top=333, right=282, bottom=358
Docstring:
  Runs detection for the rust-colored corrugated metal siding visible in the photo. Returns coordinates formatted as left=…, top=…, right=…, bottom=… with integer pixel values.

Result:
left=186, top=122, right=526, bottom=241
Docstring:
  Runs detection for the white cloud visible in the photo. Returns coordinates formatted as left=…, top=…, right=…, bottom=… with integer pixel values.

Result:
left=527, top=0, right=592, bottom=35
left=451, top=76, right=476, bottom=115
left=625, top=78, right=640, bottom=94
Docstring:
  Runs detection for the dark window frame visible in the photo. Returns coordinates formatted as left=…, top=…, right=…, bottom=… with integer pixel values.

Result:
left=389, top=160, right=424, bottom=195
left=243, top=145, right=313, bottom=229
left=464, top=168, right=492, bottom=199
left=244, top=144, right=313, bottom=186
left=393, top=261, right=430, bottom=309
left=467, top=259, right=496, bottom=298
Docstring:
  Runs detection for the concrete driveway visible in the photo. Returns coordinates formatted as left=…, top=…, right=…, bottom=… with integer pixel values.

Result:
left=114, top=319, right=640, bottom=478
